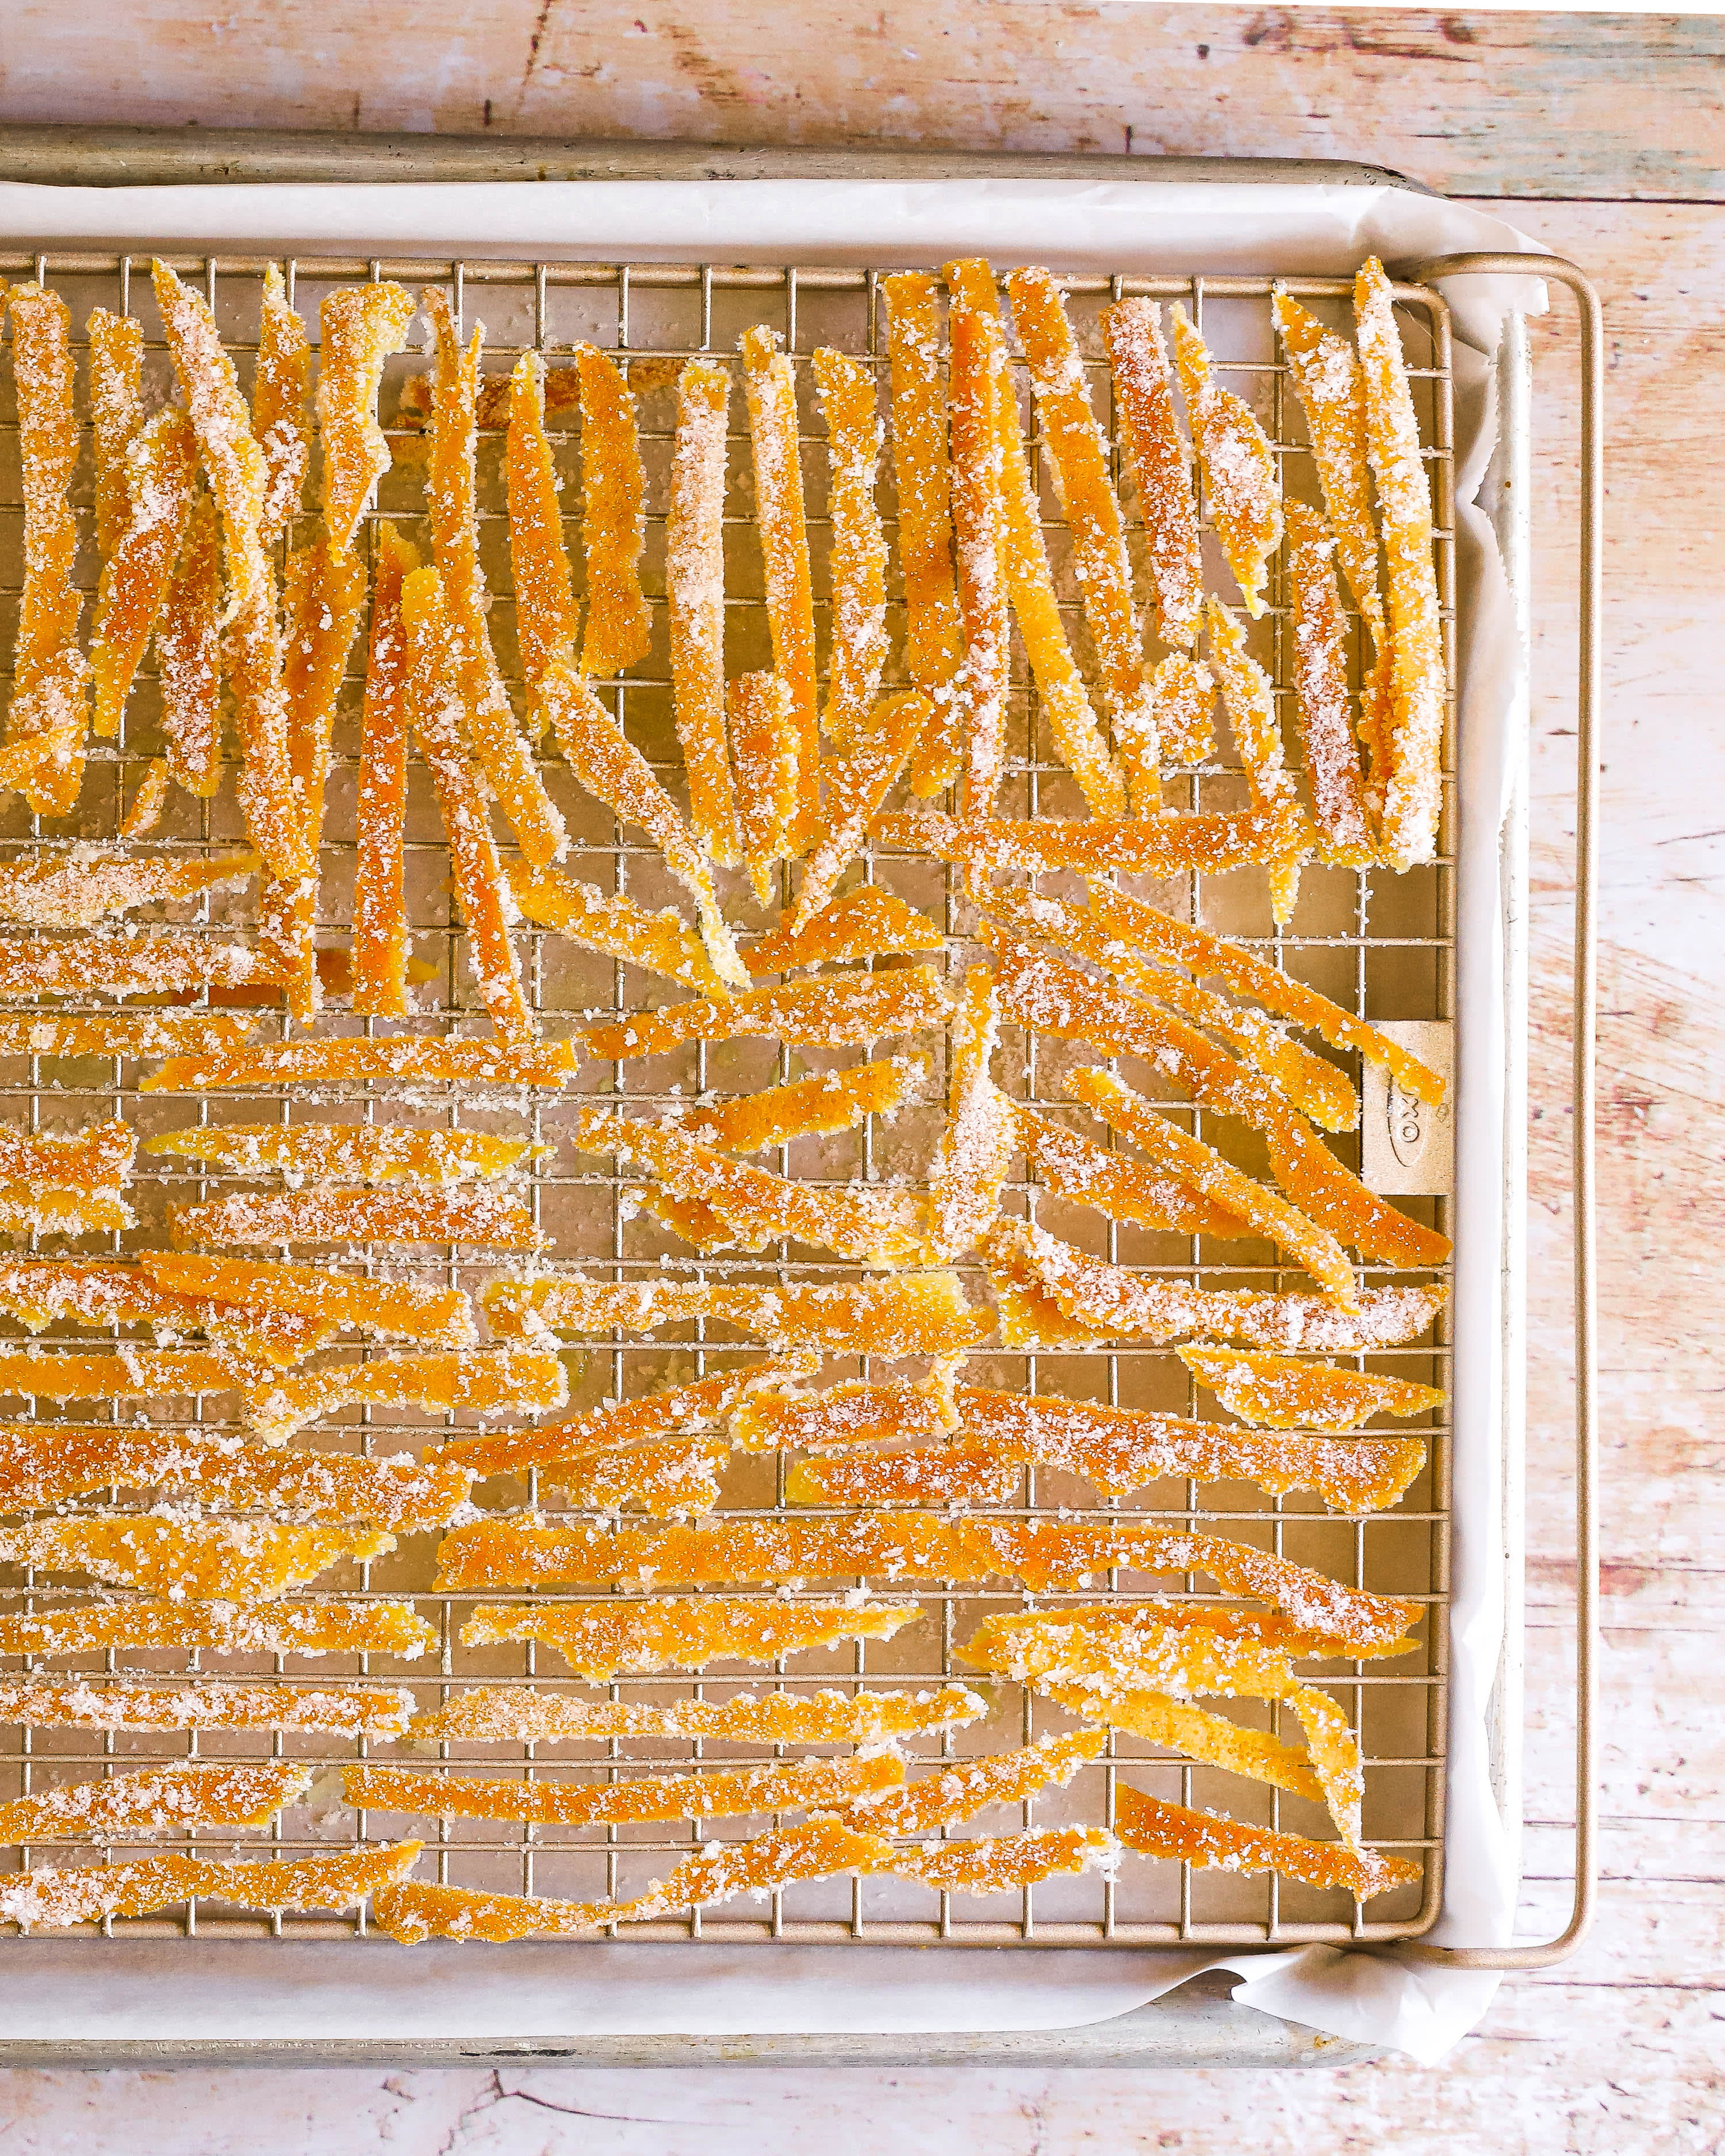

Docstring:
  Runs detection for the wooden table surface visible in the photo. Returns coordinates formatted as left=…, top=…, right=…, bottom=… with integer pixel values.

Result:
left=0, top=8, right=1720, bottom=2151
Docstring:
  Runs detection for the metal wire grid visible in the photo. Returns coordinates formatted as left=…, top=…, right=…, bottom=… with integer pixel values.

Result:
left=0, top=252, right=1453, bottom=1948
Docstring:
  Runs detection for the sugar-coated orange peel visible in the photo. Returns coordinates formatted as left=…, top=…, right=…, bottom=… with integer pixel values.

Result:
left=370, top=1819, right=887, bottom=1944
left=1015, top=1101, right=1246, bottom=1240
left=0, top=933, right=271, bottom=1002
left=814, top=347, right=890, bottom=749
left=575, top=962, right=953, bottom=1062
left=1169, top=303, right=1282, bottom=619
left=482, top=1268, right=986, bottom=1359
left=509, top=862, right=718, bottom=993
left=0, top=1348, right=244, bottom=1403
left=794, top=691, right=933, bottom=932
left=0, top=1760, right=312, bottom=1846
left=406, top=1683, right=986, bottom=1746
left=885, top=1827, right=1109, bottom=1896
left=967, top=1598, right=1417, bottom=1669
left=880, top=274, right=967, bottom=797
left=665, top=356, right=742, bottom=864
left=145, top=1121, right=540, bottom=1186
left=316, top=279, right=415, bottom=557
left=1149, top=651, right=1217, bottom=770
left=549, top=1430, right=730, bottom=1518
left=1115, top=1783, right=1419, bottom=1900
left=1354, top=260, right=1447, bottom=872
left=141, top=1036, right=577, bottom=1095
left=927, top=966, right=1015, bottom=1261
left=876, top=800, right=1308, bottom=881
left=0, top=1597, right=436, bottom=1661
left=0, top=1117, right=134, bottom=1188
left=741, top=326, right=821, bottom=846
left=3, top=284, right=90, bottom=816
left=576, top=343, right=652, bottom=678
left=942, top=270, right=1011, bottom=826
left=987, top=1216, right=1442, bottom=1354
left=350, top=520, right=417, bottom=1016
left=1048, top=1682, right=1325, bottom=1802
left=254, top=264, right=310, bottom=548
left=171, top=1183, right=545, bottom=1253
left=1176, top=1344, right=1444, bottom=1434
left=247, top=1348, right=566, bottom=1445
left=0, top=848, right=255, bottom=931
left=420, top=288, right=567, bottom=869
left=0, top=1679, right=415, bottom=1736
left=155, top=489, right=224, bottom=797
left=434, top=1366, right=776, bottom=1479
left=1285, top=502, right=1375, bottom=868
left=1101, top=297, right=1203, bottom=655
left=0, top=1840, right=421, bottom=1933
left=457, top=1595, right=921, bottom=1678
left=90, top=408, right=198, bottom=741
left=137, top=1250, right=476, bottom=1349
left=747, top=885, right=941, bottom=974
left=437, top=1514, right=1417, bottom=1655
left=0, top=1424, right=471, bottom=1529
left=733, top=1377, right=958, bottom=1455
left=0, top=1515, right=393, bottom=1601
left=672, top=1057, right=922, bottom=1159
left=344, top=1751, right=900, bottom=1827
left=504, top=348, right=580, bottom=700
left=1203, top=597, right=1314, bottom=923
left=540, top=652, right=749, bottom=990
left=729, top=669, right=799, bottom=905
left=87, top=306, right=144, bottom=560
left=0, top=1186, right=132, bottom=1238
left=575, top=1107, right=925, bottom=1267
left=834, top=1729, right=1103, bottom=1837
left=1274, top=292, right=1386, bottom=658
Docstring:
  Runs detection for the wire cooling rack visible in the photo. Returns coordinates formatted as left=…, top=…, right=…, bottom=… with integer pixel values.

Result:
left=0, top=251, right=1453, bottom=1946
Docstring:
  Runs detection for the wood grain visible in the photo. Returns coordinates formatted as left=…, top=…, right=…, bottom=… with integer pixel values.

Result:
left=0, top=6, right=1719, bottom=201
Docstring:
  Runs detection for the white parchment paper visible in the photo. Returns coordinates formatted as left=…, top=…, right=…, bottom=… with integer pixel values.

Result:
left=0, top=173, right=1543, bottom=2064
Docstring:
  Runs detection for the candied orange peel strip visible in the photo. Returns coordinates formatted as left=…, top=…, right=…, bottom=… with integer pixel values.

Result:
left=547, top=1429, right=730, bottom=1517
left=118, top=757, right=170, bottom=838
left=0, top=1258, right=334, bottom=1367
left=139, top=1250, right=476, bottom=1349
left=1203, top=597, right=1313, bottom=923
left=672, top=1057, right=921, bottom=1156
left=437, top=1515, right=1417, bottom=1655
left=1149, top=651, right=1218, bottom=772
left=1285, top=502, right=1375, bottom=868
left=540, top=653, right=748, bottom=989
left=942, top=274, right=1011, bottom=825
left=421, top=287, right=566, bottom=868
left=0, top=933, right=270, bottom=1002
left=509, top=861, right=718, bottom=993
left=0, top=1186, right=133, bottom=1237
left=458, top=1595, right=921, bottom=1678
left=371, top=1820, right=888, bottom=1944
left=927, top=965, right=1015, bottom=1261
left=0, top=1840, right=421, bottom=1934
left=254, top=264, right=310, bottom=548
left=90, top=408, right=198, bottom=741
left=0, top=1117, right=135, bottom=1188
left=144, top=1121, right=541, bottom=1186
left=247, top=1348, right=566, bottom=1445
left=574, top=1107, right=925, bottom=1266
left=575, top=962, right=953, bottom=1062
left=665, top=356, right=742, bottom=862
left=575, top=342, right=651, bottom=676
left=0, top=1515, right=393, bottom=1601
left=482, top=1268, right=983, bottom=1359
left=155, top=489, right=224, bottom=797
left=1176, top=1344, right=1444, bottom=1433
left=88, top=306, right=144, bottom=561
left=880, top=273, right=966, bottom=797
left=1274, top=291, right=1386, bottom=653
left=4, top=285, right=90, bottom=815
left=1101, top=297, right=1203, bottom=657
left=729, top=669, right=799, bottom=905
left=1080, top=881, right=1445, bottom=1106
left=988, top=1216, right=1442, bottom=1355
left=1047, top=1682, right=1325, bottom=1803
left=732, top=1377, right=959, bottom=1455
left=984, top=887, right=1359, bottom=1137
left=741, top=325, right=820, bottom=845
left=877, top=799, right=1308, bottom=882
left=0, top=1760, right=312, bottom=1846
left=814, top=347, right=889, bottom=749
left=0, top=1425, right=470, bottom=1529
left=170, top=1183, right=545, bottom=1253
left=400, top=565, right=535, bottom=1044
left=885, top=1827, right=1109, bottom=1895
left=1169, top=302, right=1282, bottom=619
left=750, top=883, right=940, bottom=975
left=141, top=1036, right=577, bottom=1094
left=151, top=262, right=300, bottom=876
left=432, top=1367, right=764, bottom=1477
left=1354, top=260, right=1447, bottom=872
left=350, top=520, right=417, bottom=1016
left=0, top=848, right=255, bottom=930
left=407, top=1683, right=986, bottom=1747
left=1015, top=1101, right=1247, bottom=1240
left=345, top=1752, right=900, bottom=1828
left=970, top=1598, right=1416, bottom=1669
left=834, top=1729, right=1103, bottom=1837
left=0, top=1680, right=415, bottom=1736
left=0, top=1597, right=435, bottom=1661
left=504, top=348, right=580, bottom=700
left=953, top=1384, right=1424, bottom=1514
left=316, top=279, right=415, bottom=557
left=793, top=690, right=933, bottom=932
left=0, top=1348, right=244, bottom=1402
left=1116, top=1783, right=1419, bottom=1900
